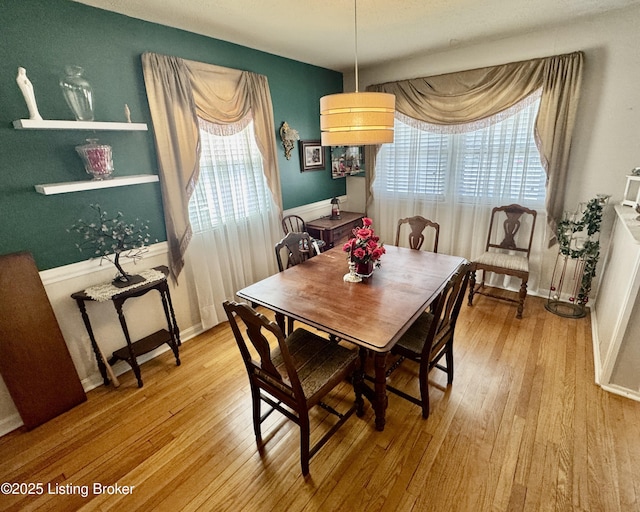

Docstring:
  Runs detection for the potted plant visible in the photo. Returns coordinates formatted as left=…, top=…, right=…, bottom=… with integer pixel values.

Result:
left=69, top=204, right=152, bottom=287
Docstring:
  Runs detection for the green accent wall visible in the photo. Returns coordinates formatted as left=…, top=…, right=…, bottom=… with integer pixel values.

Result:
left=0, top=0, right=345, bottom=270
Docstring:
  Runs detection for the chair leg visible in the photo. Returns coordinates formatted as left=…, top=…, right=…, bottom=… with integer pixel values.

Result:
left=300, top=414, right=311, bottom=476
left=445, top=341, right=454, bottom=385
left=418, top=365, right=430, bottom=419
left=468, top=269, right=477, bottom=306
left=353, top=362, right=365, bottom=417
left=517, top=278, right=528, bottom=319
left=251, top=387, right=262, bottom=442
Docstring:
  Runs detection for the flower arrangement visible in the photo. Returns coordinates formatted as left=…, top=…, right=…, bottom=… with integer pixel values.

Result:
left=69, top=204, right=152, bottom=286
left=342, top=217, right=385, bottom=272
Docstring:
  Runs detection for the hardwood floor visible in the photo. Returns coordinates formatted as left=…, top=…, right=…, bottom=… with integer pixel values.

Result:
left=1, top=294, right=639, bottom=511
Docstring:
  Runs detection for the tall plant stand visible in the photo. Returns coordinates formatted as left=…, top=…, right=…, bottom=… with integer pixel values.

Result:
left=545, top=195, right=609, bottom=318
left=545, top=252, right=589, bottom=318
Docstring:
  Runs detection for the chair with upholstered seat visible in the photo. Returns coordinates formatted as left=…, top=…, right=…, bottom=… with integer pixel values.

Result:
left=467, top=204, right=537, bottom=319
left=395, top=215, right=440, bottom=252
left=384, top=262, right=471, bottom=418
left=282, top=214, right=326, bottom=252
left=223, top=300, right=363, bottom=476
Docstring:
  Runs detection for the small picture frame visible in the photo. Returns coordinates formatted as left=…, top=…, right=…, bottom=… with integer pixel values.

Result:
left=331, top=146, right=365, bottom=179
left=299, top=140, right=325, bottom=171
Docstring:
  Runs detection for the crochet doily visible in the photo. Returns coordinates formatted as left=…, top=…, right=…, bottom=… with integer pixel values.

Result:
left=84, top=268, right=166, bottom=302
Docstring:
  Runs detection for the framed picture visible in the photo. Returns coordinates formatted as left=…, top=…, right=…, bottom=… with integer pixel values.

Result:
left=331, top=145, right=365, bottom=179
left=299, top=140, right=325, bottom=171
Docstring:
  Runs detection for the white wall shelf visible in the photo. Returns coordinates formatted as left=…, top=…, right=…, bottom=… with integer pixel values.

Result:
left=13, top=119, right=148, bottom=131
left=35, top=175, right=159, bottom=195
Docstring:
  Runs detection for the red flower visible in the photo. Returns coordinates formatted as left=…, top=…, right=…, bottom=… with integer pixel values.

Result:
left=372, top=247, right=384, bottom=260
left=356, top=228, right=373, bottom=239
left=342, top=218, right=385, bottom=268
left=342, top=239, right=356, bottom=252
left=353, top=247, right=366, bottom=260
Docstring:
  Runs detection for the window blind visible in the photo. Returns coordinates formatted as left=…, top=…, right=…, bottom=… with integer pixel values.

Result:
left=189, top=118, right=271, bottom=233
left=375, top=98, right=545, bottom=206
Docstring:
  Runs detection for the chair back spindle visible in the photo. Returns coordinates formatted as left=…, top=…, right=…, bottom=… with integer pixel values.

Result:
left=282, top=214, right=306, bottom=235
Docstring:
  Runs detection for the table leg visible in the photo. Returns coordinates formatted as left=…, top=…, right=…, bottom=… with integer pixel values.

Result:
left=113, top=299, right=143, bottom=388
left=373, top=351, right=388, bottom=431
left=159, top=287, right=181, bottom=365
left=274, top=312, right=286, bottom=335
left=75, top=299, right=110, bottom=386
left=162, top=283, right=181, bottom=346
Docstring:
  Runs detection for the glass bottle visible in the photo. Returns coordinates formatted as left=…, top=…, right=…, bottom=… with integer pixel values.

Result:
left=60, top=66, right=94, bottom=121
left=76, top=139, right=113, bottom=180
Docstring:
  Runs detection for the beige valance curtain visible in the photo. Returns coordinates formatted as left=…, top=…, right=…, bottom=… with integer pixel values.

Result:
left=367, top=51, right=584, bottom=244
left=141, top=52, right=282, bottom=280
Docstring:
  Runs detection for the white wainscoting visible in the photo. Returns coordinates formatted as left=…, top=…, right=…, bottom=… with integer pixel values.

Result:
left=283, top=195, right=349, bottom=223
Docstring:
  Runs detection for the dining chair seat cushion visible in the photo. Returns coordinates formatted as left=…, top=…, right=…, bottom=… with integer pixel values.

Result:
left=271, top=328, right=358, bottom=399
left=474, top=251, right=529, bottom=273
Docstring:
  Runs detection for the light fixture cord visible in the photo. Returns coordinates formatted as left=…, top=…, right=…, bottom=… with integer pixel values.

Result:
left=354, top=0, right=359, bottom=93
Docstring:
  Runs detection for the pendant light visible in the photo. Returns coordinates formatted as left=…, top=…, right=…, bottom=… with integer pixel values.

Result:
left=320, top=0, right=395, bottom=146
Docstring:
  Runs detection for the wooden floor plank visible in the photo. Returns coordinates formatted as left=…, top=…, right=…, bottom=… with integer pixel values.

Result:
left=0, top=297, right=638, bottom=512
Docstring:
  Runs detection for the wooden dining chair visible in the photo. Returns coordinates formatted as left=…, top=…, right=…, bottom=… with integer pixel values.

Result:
left=385, top=262, right=471, bottom=418
left=275, top=232, right=320, bottom=335
left=281, top=214, right=306, bottom=235
left=223, top=300, right=363, bottom=476
left=395, top=215, right=440, bottom=252
left=275, top=231, right=317, bottom=272
left=467, top=204, right=537, bottom=319
left=281, top=214, right=326, bottom=252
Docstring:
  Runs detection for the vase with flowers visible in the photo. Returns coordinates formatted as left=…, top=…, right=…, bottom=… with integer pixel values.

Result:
left=69, top=204, right=153, bottom=288
left=342, top=217, right=385, bottom=278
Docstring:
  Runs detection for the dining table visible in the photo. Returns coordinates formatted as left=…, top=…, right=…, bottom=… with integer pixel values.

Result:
left=237, top=244, right=467, bottom=431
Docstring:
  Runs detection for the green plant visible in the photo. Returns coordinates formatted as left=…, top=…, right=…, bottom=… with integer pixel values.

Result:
left=555, top=197, right=605, bottom=305
left=69, top=204, right=152, bottom=281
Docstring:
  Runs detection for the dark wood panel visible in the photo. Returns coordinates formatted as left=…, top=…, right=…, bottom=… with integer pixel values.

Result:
left=0, top=252, right=86, bottom=429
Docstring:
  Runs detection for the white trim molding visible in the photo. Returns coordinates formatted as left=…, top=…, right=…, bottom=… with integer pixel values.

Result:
left=39, top=241, right=169, bottom=285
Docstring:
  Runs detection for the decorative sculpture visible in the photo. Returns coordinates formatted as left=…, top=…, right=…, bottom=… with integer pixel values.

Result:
left=16, top=67, right=43, bottom=120
left=279, top=121, right=299, bottom=160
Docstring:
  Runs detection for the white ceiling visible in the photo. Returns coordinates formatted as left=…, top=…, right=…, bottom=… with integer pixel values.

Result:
left=73, top=0, right=640, bottom=73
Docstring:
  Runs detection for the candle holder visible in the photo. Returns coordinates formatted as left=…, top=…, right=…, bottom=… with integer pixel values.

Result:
left=343, top=260, right=362, bottom=283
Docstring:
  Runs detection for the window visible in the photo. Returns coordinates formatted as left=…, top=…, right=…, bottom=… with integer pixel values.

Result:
left=374, top=95, right=546, bottom=206
left=188, top=117, right=272, bottom=233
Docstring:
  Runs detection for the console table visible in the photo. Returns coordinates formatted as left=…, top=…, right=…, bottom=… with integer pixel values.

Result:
left=305, top=211, right=365, bottom=249
left=71, top=265, right=181, bottom=388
